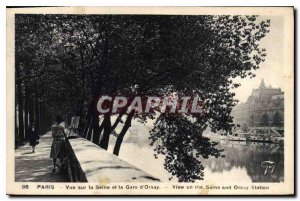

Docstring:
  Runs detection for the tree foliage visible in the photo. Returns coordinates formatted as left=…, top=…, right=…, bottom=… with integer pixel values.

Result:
left=15, top=14, right=270, bottom=181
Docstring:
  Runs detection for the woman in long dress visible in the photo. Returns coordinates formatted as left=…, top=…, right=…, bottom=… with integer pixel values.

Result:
left=50, top=115, right=67, bottom=173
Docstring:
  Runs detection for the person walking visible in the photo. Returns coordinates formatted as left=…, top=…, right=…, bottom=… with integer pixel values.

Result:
left=27, top=123, right=39, bottom=153
left=50, top=115, right=67, bottom=173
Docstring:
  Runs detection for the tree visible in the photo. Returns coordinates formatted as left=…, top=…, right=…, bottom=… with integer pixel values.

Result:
left=145, top=15, right=270, bottom=182
left=15, top=14, right=270, bottom=181
left=150, top=115, right=223, bottom=182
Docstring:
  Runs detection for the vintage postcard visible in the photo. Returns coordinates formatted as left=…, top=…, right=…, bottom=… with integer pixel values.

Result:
left=6, top=7, right=294, bottom=195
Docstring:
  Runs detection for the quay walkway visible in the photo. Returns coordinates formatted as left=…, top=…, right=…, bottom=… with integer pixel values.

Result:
left=15, top=131, right=67, bottom=182
left=15, top=131, right=159, bottom=183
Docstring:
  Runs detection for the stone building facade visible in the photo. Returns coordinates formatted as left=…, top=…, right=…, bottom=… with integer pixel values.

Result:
left=231, top=79, right=284, bottom=127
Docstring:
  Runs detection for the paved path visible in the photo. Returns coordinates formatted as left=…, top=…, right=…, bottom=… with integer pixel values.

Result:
left=15, top=131, right=68, bottom=182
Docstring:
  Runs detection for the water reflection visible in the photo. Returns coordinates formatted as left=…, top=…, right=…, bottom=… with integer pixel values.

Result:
left=108, top=133, right=284, bottom=183
left=202, top=140, right=284, bottom=182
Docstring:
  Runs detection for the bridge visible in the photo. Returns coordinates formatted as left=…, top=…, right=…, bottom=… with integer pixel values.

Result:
left=247, top=127, right=284, bottom=137
left=15, top=131, right=160, bottom=183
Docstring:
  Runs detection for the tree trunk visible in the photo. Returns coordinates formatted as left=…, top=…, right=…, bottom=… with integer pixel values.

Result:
left=46, top=110, right=52, bottom=130
left=42, top=104, right=48, bottom=134
left=29, top=96, right=34, bottom=126
left=16, top=79, right=24, bottom=144
left=34, top=93, right=40, bottom=134
left=92, top=118, right=105, bottom=144
left=82, top=92, right=101, bottom=138
left=15, top=103, right=19, bottom=148
left=78, top=112, right=85, bottom=136
left=82, top=99, right=95, bottom=138
left=86, top=117, right=93, bottom=141
left=111, top=107, right=127, bottom=132
left=77, top=48, right=86, bottom=136
left=24, top=87, right=29, bottom=140
left=113, top=111, right=135, bottom=156
left=83, top=114, right=92, bottom=138
left=92, top=111, right=123, bottom=146
left=82, top=27, right=111, bottom=141
left=91, top=114, right=100, bottom=144
left=39, top=104, right=44, bottom=133
left=99, top=113, right=111, bottom=150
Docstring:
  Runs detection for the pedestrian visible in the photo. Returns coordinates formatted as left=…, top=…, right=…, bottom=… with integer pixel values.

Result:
left=50, top=115, right=67, bottom=173
left=27, top=123, right=39, bottom=153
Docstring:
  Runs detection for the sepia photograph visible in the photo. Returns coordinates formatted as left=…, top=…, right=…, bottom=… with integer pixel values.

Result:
left=6, top=6, right=294, bottom=195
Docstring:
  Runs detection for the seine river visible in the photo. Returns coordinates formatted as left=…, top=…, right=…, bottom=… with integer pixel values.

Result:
left=107, top=129, right=284, bottom=183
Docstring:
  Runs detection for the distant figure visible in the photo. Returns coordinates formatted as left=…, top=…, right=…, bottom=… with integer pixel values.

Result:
left=50, top=115, right=67, bottom=173
left=27, top=124, right=39, bottom=153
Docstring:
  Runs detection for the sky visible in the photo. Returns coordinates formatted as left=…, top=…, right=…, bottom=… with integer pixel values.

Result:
left=232, top=16, right=284, bottom=103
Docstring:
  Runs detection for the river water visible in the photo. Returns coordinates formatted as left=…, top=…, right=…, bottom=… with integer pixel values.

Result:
left=107, top=125, right=284, bottom=183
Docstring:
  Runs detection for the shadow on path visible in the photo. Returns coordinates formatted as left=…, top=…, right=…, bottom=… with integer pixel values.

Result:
left=15, top=131, right=68, bottom=182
